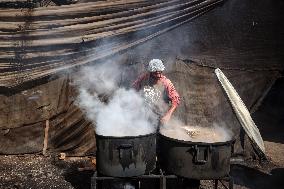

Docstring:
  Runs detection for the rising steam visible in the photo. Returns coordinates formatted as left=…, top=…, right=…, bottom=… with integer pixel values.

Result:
left=160, top=118, right=233, bottom=142
left=74, top=62, right=158, bottom=136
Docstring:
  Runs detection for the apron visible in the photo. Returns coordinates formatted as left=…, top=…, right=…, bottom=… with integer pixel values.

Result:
left=140, top=77, right=170, bottom=126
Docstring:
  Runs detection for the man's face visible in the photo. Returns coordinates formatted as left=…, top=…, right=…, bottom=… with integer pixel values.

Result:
left=150, top=71, right=162, bottom=79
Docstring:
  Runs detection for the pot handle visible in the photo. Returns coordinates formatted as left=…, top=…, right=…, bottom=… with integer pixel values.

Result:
left=119, top=144, right=133, bottom=149
left=118, top=144, right=133, bottom=160
left=194, top=145, right=210, bottom=164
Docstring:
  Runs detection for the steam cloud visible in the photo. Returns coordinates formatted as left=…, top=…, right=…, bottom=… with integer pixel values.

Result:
left=74, top=62, right=232, bottom=141
left=74, top=62, right=158, bottom=136
left=160, top=118, right=232, bottom=142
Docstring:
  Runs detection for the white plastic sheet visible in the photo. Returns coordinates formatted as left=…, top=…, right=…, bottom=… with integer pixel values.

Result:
left=215, top=68, right=265, bottom=156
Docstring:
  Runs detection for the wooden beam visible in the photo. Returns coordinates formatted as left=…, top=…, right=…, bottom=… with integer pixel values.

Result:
left=43, top=119, right=50, bottom=156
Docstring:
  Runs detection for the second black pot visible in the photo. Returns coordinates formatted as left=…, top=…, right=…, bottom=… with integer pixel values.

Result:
left=157, top=133, right=234, bottom=179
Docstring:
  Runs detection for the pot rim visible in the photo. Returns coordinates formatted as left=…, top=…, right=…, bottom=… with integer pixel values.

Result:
left=95, top=132, right=156, bottom=139
left=158, top=132, right=235, bottom=146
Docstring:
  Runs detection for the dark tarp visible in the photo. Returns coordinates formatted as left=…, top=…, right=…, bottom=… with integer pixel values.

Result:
left=0, top=0, right=224, bottom=88
left=0, top=75, right=96, bottom=155
left=0, top=60, right=279, bottom=156
left=0, top=0, right=283, bottom=156
left=0, top=121, right=44, bottom=154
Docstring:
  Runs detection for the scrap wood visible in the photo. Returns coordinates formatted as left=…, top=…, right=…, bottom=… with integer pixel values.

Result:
left=42, top=119, right=49, bottom=156
left=78, top=158, right=96, bottom=171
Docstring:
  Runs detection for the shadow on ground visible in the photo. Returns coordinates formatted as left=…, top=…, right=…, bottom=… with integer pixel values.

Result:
left=231, top=165, right=284, bottom=189
left=63, top=170, right=200, bottom=189
left=64, top=170, right=93, bottom=189
left=253, top=77, right=284, bottom=144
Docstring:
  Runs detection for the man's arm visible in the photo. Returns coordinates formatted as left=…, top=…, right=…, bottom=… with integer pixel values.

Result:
left=132, top=73, right=148, bottom=90
left=160, top=78, right=181, bottom=124
left=161, top=103, right=177, bottom=124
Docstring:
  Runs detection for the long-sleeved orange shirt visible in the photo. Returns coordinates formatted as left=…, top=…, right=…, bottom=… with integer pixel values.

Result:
left=132, top=73, right=181, bottom=106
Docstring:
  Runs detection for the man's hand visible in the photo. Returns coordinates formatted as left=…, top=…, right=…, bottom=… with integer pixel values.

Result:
left=160, top=104, right=177, bottom=124
left=160, top=113, right=171, bottom=124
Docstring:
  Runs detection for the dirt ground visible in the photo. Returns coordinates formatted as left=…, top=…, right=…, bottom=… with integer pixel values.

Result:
left=0, top=154, right=93, bottom=189
left=253, top=78, right=284, bottom=168
left=0, top=154, right=283, bottom=189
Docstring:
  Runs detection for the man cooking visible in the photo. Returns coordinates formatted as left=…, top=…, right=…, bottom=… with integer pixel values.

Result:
left=132, top=59, right=180, bottom=124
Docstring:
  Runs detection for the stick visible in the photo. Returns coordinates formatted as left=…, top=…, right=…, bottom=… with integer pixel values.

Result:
left=43, top=119, right=49, bottom=156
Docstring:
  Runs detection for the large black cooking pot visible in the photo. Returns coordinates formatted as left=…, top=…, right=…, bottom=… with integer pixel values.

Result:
left=96, top=133, right=156, bottom=177
left=157, top=133, right=234, bottom=179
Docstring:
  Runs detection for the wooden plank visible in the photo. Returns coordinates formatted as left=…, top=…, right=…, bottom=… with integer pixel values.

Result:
left=43, top=119, right=50, bottom=156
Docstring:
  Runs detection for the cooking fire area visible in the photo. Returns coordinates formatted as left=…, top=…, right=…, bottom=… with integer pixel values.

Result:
left=1, top=0, right=284, bottom=189
left=0, top=149, right=283, bottom=189
left=1, top=62, right=283, bottom=189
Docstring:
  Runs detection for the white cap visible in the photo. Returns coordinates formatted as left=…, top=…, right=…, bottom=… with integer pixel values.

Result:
left=147, top=59, right=165, bottom=72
